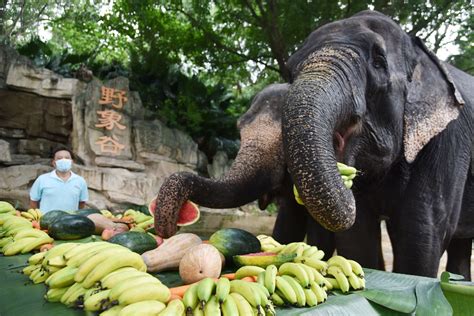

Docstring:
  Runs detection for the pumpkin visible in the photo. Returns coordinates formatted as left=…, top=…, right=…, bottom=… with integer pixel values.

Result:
left=179, top=244, right=222, bottom=284
left=141, top=233, right=202, bottom=272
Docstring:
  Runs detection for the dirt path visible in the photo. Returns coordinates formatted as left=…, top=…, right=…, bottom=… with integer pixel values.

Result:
left=380, top=221, right=474, bottom=279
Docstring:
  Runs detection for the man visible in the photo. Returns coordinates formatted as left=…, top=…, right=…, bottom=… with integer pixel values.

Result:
left=29, top=147, right=89, bottom=213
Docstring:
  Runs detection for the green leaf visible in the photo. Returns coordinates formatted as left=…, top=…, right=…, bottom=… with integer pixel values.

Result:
left=415, top=281, right=452, bottom=316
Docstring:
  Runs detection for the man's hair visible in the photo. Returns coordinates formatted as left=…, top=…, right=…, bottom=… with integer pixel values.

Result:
left=51, top=146, right=74, bottom=159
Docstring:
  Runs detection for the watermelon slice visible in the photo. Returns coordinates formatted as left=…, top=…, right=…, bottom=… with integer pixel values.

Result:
left=233, top=251, right=297, bottom=268
left=148, top=198, right=200, bottom=226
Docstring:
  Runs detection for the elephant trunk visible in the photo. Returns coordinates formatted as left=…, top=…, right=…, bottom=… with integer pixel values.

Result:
left=154, top=113, right=284, bottom=237
left=282, top=46, right=362, bottom=232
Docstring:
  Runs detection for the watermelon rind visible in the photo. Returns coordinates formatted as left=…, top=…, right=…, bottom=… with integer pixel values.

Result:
left=233, top=252, right=297, bottom=268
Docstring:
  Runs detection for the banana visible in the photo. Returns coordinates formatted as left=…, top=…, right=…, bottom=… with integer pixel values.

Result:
left=347, top=272, right=362, bottom=290
left=325, top=277, right=340, bottom=289
left=3, top=237, right=37, bottom=256
left=347, top=259, right=364, bottom=277
left=275, top=276, right=297, bottom=305
left=15, top=229, right=48, bottom=240
left=116, top=282, right=171, bottom=305
left=45, top=286, right=70, bottom=302
left=60, top=282, right=84, bottom=305
left=327, top=255, right=353, bottom=276
left=183, top=283, right=199, bottom=313
left=359, top=276, right=366, bottom=289
left=298, top=263, right=316, bottom=283
left=82, top=251, right=146, bottom=288
left=81, top=286, right=103, bottom=305
left=75, top=247, right=131, bottom=283
left=249, top=282, right=274, bottom=315
left=264, top=264, right=277, bottom=294
left=327, top=265, right=350, bottom=293
left=257, top=271, right=265, bottom=287
left=271, top=292, right=286, bottom=307
left=279, top=242, right=305, bottom=255
left=21, top=235, right=54, bottom=254
left=203, top=295, right=220, bottom=316
left=109, top=275, right=161, bottom=301
left=20, top=211, right=35, bottom=221
left=278, top=262, right=310, bottom=288
left=302, top=246, right=319, bottom=258
left=46, top=266, right=78, bottom=288
left=31, top=269, right=50, bottom=284
left=0, top=236, right=13, bottom=247
left=84, top=289, right=111, bottom=311
left=99, top=305, right=123, bottom=316
left=281, top=275, right=306, bottom=307
left=43, top=243, right=78, bottom=265
left=118, top=300, right=166, bottom=315
left=197, top=277, right=216, bottom=307
left=66, top=243, right=118, bottom=267
left=215, top=277, right=230, bottom=303
left=193, top=305, right=204, bottom=316
left=100, top=268, right=145, bottom=289
left=337, top=162, right=357, bottom=176
left=2, top=216, right=31, bottom=230
left=312, top=269, right=332, bottom=290
left=23, top=264, right=41, bottom=276
left=159, top=298, right=185, bottom=316
left=303, top=257, right=328, bottom=273
left=63, top=241, right=105, bottom=261
left=5, top=226, right=33, bottom=237
left=310, top=250, right=326, bottom=261
left=47, top=255, right=67, bottom=267
left=230, top=292, right=254, bottom=316
left=28, top=265, right=43, bottom=281
left=235, top=265, right=265, bottom=279
left=221, top=294, right=239, bottom=316
left=303, top=288, right=318, bottom=307
left=295, top=244, right=306, bottom=259
left=310, top=280, right=327, bottom=303
left=229, top=279, right=261, bottom=308
left=344, top=180, right=353, bottom=189
left=45, top=265, right=61, bottom=274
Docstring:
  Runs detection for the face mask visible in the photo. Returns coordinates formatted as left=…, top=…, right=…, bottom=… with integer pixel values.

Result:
left=55, top=158, right=72, bottom=172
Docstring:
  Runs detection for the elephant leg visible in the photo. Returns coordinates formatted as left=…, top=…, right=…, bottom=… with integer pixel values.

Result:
left=272, top=198, right=308, bottom=244
left=334, top=206, right=383, bottom=270
left=446, top=238, right=472, bottom=281
left=306, top=217, right=335, bottom=260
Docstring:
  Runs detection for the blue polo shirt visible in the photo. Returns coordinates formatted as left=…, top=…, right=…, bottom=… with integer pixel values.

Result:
left=30, top=170, right=89, bottom=213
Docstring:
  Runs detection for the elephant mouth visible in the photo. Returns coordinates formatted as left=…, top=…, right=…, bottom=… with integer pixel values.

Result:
left=333, top=121, right=361, bottom=161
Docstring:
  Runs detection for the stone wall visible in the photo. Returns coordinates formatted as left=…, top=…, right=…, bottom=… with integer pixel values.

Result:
left=0, top=45, right=275, bottom=235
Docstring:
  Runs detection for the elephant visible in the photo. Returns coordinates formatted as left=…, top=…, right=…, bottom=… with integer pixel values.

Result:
left=282, top=10, right=473, bottom=279
left=151, top=82, right=337, bottom=258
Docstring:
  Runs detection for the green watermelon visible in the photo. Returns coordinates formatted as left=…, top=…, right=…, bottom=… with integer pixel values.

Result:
left=209, top=228, right=261, bottom=261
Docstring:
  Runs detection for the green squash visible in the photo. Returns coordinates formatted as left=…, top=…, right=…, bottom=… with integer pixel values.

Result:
left=48, top=214, right=95, bottom=240
left=108, top=231, right=158, bottom=254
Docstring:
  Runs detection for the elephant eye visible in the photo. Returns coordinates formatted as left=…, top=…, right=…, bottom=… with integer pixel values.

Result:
left=372, top=55, right=387, bottom=69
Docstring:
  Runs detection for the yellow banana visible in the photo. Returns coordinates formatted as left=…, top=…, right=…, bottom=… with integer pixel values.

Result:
left=60, top=282, right=84, bottom=305
left=327, top=255, right=353, bottom=276
left=229, top=292, right=254, bottom=316
left=108, top=275, right=161, bottom=300
left=84, top=289, right=111, bottom=311
left=66, top=243, right=118, bottom=267
left=249, top=282, right=273, bottom=314
left=281, top=275, right=306, bottom=307
left=117, top=282, right=170, bottom=305
left=197, top=277, right=216, bottom=307
left=310, top=250, right=325, bottom=261
left=46, top=266, right=78, bottom=288
left=279, top=242, right=305, bottom=255
left=46, top=255, right=67, bottom=267
left=303, top=257, right=328, bottom=273
left=99, top=305, right=122, bottom=316
left=193, top=305, right=204, bottom=316
left=298, top=263, right=316, bottom=283
left=278, top=262, right=310, bottom=288
left=3, top=237, right=37, bottom=256
left=302, top=246, right=319, bottom=258
left=82, top=251, right=146, bottom=288
left=220, top=294, right=239, bottom=316
left=182, top=283, right=199, bottom=313
left=20, top=211, right=35, bottom=221
left=203, top=295, right=220, bottom=316
left=310, top=280, right=327, bottom=303
left=325, top=277, right=340, bottom=289
left=23, top=264, right=41, bottom=276
left=264, top=264, right=277, bottom=294
left=75, top=247, right=130, bottom=283
left=337, top=162, right=357, bottom=176
left=28, top=265, right=43, bottom=281
left=159, top=298, right=185, bottom=316
left=31, top=269, right=50, bottom=284
left=348, top=272, right=362, bottom=290
left=344, top=180, right=353, bottom=189
left=327, top=265, right=350, bottom=293
left=20, top=235, right=54, bottom=254
left=347, top=259, right=365, bottom=277
left=44, top=287, right=70, bottom=302
left=63, top=241, right=106, bottom=261
left=271, top=291, right=286, bottom=307
left=229, top=279, right=261, bottom=308
left=100, top=268, right=145, bottom=289
left=275, top=276, right=297, bottom=305
left=235, top=265, right=265, bottom=279
left=28, top=251, right=47, bottom=265
left=303, top=288, right=318, bottom=307
left=14, top=228, right=48, bottom=240
left=0, top=236, right=13, bottom=247
left=43, top=243, right=78, bottom=265
left=215, top=277, right=230, bottom=303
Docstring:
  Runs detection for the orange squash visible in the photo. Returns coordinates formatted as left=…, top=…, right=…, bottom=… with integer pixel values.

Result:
left=179, top=244, right=222, bottom=284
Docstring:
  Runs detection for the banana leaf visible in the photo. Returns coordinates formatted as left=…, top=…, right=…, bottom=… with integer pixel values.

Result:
left=0, top=248, right=458, bottom=316
left=440, top=271, right=474, bottom=316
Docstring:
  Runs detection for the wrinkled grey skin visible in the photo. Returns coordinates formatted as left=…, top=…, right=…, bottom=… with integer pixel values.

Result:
left=153, top=84, right=291, bottom=238
left=283, top=10, right=473, bottom=279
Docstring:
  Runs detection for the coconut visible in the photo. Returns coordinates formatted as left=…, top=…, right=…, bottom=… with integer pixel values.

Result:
left=179, top=244, right=222, bottom=284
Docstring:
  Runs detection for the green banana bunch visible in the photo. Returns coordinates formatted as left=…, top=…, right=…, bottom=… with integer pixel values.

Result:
left=325, top=255, right=365, bottom=292
left=182, top=283, right=200, bottom=313
left=215, top=277, right=231, bottom=303
left=229, top=279, right=266, bottom=312
left=196, top=277, right=216, bottom=309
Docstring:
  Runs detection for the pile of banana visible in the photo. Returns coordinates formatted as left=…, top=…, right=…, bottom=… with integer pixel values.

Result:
left=19, top=208, right=42, bottom=222
left=24, top=241, right=174, bottom=315
left=0, top=216, right=53, bottom=256
left=122, top=209, right=154, bottom=230
left=257, top=235, right=366, bottom=293
left=182, top=276, right=276, bottom=316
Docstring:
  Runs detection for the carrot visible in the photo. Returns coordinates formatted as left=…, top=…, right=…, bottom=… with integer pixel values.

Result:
left=40, top=243, right=54, bottom=252
left=220, top=273, right=236, bottom=280
left=241, top=276, right=257, bottom=282
left=169, top=284, right=193, bottom=298
left=168, top=294, right=182, bottom=302
left=32, top=221, right=40, bottom=229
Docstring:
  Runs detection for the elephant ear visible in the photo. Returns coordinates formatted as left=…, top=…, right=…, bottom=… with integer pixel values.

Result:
left=403, top=36, right=465, bottom=163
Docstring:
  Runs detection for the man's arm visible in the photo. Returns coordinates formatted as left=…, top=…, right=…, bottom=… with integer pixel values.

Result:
left=29, top=200, right=39, bottom=209
left=79, top=201, right=86, bottom=209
